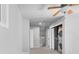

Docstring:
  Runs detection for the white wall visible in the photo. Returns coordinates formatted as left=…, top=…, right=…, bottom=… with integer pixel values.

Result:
left=0, top=4, right=1, bottom=21
left=22, top=19, right=30, bottom=53
left=0, top=5, right=30, bottom=54
left=64, top=6, right=79, bottom=54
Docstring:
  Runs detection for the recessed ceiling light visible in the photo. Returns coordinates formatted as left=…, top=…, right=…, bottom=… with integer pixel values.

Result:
left=38, top=22, right=42, bottom=26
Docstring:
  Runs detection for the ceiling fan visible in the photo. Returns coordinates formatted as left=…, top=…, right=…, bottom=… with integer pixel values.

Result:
left=48, top=4, right=79, bottom=16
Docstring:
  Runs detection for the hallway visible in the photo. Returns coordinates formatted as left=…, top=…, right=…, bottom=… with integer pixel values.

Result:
left=30, top=48, right=60, bottom=54
left=0, top=4, right=79, bottom=54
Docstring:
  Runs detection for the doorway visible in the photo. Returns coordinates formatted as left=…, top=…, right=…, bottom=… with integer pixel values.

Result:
left=30, top=27, right=50, bottom=54
left=54, top=24, right=62, bottom=53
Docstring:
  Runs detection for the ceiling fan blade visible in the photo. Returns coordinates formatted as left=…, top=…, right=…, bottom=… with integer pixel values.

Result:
left=48, top=4, right=68, bottom=9
left=69, top=4, right=79, bottom=6
left=48, top=6, right=61, bottom=9
left=53, top=10, right=61, bottom=16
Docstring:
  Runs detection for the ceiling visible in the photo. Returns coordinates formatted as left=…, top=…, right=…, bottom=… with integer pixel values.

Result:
left=18, top=4, right=53, bottom=19
left=17, top=4, right=64, bottom=28
left=30, top=16, right=63, bottom=28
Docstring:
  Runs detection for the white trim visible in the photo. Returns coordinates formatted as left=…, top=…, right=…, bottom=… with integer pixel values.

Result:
left=50, top=17, right=65, bottom=28
left=0, top=4, right=9, bottom=29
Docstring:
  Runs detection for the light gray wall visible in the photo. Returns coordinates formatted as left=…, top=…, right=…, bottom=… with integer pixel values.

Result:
left=0, top=5, right=30, bottom=53
left=0, top=5, right=22, bottom=53
left=22, top=19, right=30, bottom=53
left=64, top=6, right=79, bottom=54
left=0, top=4, right=1, bottom=21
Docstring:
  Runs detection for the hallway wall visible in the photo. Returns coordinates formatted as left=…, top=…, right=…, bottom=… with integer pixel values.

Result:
left=0, top=5, right=30, bottom=53
left=0, top=4, right=1, bottom=21
left=64, top=5, right=79, bottom=54
left=22, top=19, right=30, bottom=53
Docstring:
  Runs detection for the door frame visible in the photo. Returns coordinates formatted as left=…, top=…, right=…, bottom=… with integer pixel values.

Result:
left=50, top=18, right=65, bottom=54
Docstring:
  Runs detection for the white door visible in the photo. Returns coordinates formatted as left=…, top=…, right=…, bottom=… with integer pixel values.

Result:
left=33, top=27, right=40, bottom=48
